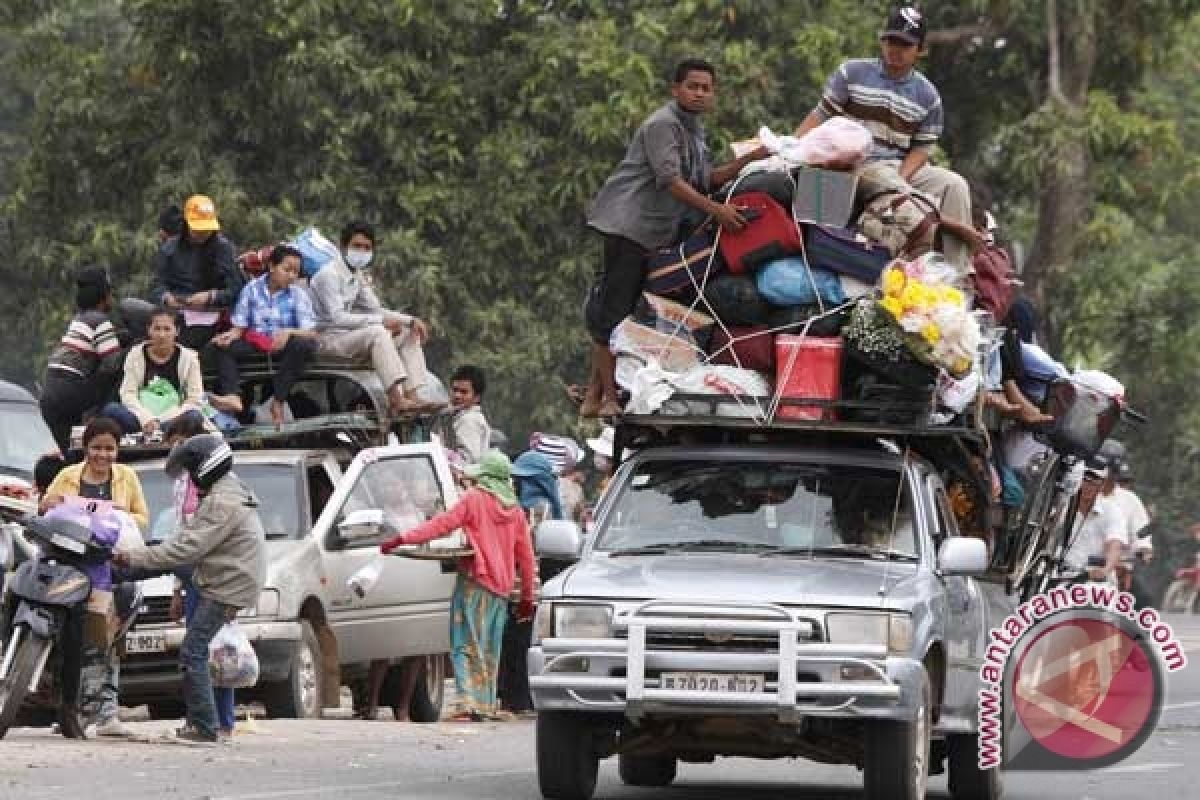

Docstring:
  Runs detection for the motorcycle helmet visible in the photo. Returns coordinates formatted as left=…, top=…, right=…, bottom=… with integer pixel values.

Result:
left=165, top=433, right=233, bottom=491
left=1097, top=438, right=1126, bottom=468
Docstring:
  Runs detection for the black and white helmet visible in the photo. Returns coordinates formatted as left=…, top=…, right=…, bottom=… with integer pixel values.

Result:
left=165, top=433, right=233, bottom=491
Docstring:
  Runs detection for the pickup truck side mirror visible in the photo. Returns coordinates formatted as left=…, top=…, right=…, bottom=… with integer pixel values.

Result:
left=535, top=520, right=583, bottom=561
left=937, top=537, right=988, bottom=577
left=337, top=509, right=385, bottom=544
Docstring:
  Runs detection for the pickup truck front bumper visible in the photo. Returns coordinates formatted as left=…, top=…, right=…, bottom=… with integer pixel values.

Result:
left=528, top=601, right=923, bottom=724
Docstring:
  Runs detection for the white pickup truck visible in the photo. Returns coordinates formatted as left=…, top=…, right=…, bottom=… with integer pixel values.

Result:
left=122, top=441, right=463, bottom=720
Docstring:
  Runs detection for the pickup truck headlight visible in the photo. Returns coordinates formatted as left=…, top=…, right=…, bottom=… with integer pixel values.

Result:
left=549, top=603, right=613, bottom=639
left=826, top=612, right=913, bottom=655
left=237, top=589, right=280, bottom=619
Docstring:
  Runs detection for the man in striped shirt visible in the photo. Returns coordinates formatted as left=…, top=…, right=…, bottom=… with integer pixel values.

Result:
left=39, top=267, right=124, bottom=452
left=795, top=6, right=978, bottom=271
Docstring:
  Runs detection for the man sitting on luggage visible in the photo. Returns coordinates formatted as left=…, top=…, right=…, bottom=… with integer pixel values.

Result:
left=794, top=7, right=976, bottom=272
left=150, top=194, right=245, bottom=351
left=583, top=58, right=771, bottom=418
left=211, top=244, right=318, bottom=426
left=310, top=221, right=438, bottom=416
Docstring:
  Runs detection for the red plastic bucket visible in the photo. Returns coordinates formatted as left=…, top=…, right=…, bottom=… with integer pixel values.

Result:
left=774, top=335, right=844, bottom=421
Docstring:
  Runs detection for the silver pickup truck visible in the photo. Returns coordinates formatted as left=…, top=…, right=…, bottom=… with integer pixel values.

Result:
left=528, top=432, right=1014, bottom=800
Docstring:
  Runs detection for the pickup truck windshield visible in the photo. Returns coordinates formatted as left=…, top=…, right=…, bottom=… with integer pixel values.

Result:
left=140, top=464, right=301, bottom=540
left=595, top=460, right=917, bottom=558
left=0, top=402, right=58, bottom=480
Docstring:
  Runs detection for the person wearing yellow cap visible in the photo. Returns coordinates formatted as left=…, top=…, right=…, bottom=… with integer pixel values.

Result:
left=149, top=194, right=245, bottom=351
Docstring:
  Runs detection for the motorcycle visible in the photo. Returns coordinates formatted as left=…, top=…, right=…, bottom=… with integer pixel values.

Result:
left=1162, top=558, right=1200, bottom=614
left=0, top=512, right=141, bottom=738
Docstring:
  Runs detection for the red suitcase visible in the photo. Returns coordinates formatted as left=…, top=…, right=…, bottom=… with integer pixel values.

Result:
left=718, top=191, right=804, bottom=274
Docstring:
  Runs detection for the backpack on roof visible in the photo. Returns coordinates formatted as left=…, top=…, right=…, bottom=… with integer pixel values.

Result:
left=237, top=245, right=273, bottom=278
left=856, top=190, right=940, bottom=259
left=291, top=227, right=341, bottom=278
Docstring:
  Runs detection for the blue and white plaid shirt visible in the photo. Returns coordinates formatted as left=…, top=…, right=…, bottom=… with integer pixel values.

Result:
left=231, top=275, right=317, bottom=336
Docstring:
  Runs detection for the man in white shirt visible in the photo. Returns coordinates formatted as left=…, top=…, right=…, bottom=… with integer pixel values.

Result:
left=1062, top=465, right=1126, bottom=582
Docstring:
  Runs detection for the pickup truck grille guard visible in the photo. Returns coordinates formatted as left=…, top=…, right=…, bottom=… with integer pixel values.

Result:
left=533, top=601, right=902, bottom=723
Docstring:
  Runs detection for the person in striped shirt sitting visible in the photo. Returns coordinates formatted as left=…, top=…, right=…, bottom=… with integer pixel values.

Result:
left=39, top=267, right=124, bottom=453
left=795, top=6, right=979, bottom=271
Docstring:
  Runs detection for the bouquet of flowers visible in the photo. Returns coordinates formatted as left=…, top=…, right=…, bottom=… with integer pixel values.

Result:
left=876, top=255, right=981, bottom=378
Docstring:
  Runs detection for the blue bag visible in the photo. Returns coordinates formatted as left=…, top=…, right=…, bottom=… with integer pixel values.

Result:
left=755, top=258, right=845, bottom=308
left=291, top=227, right=341, bottom=278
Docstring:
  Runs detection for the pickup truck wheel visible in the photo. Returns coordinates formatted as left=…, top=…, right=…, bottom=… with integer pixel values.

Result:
left=262, top=620, right=322, bottom=719
left=537, top=711, right=598, bottom=800
left=864, top=673, right=931, bottom=800
left=948, top=733, right=1004, bottom=800
left=406, top=654, right=445, bottom=723
left=618, top=753, right=676, bottom=787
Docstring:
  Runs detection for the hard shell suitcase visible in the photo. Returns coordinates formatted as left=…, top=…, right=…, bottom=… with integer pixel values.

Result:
left=717, top=191, right=804, bottom=274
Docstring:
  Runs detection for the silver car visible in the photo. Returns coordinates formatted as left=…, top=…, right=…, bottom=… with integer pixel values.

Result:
left=529, top=444, right=1012, bottom=800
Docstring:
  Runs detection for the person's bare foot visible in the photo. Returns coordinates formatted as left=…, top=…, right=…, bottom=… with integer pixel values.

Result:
left=270, top=399, right=287, bottom=428
left=598, top=400, right=623, bottom=418
left=985, top=391, right=1020, bottom=415
left=209, top=394, right=244, bottom=414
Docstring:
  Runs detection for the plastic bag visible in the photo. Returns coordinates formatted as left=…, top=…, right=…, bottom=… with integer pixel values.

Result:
left=209, top=622, right=260, bottom=689
left=609, top=318, right=703, bottom=375
left=347, top=555, right=388, bottom=599
left=291, top=227, right=342, bottom=278
left=138, top=376, right=181, bottom=418
left=755, top=258, right=845, bottom=308
left=758, top=120, right=872, bottom=170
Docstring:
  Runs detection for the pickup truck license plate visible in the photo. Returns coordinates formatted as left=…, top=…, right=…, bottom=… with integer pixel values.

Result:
left=125, top=632, right=168, bottom=654
left=661, top=672, right=765, bottom=692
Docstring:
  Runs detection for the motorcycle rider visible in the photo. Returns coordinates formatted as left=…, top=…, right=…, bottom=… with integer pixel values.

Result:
left=114, top=434, right=266, bottom=745
left=1060, top=460, right=1126, bottom=583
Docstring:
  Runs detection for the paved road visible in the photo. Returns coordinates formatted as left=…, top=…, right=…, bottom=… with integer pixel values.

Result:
left=2, top=614, right=1198, bottom=800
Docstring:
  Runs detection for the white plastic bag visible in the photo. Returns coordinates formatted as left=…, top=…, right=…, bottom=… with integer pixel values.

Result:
left=347, top=555, right=387, bottom=599
left=209, top=623, right=260, bottom=689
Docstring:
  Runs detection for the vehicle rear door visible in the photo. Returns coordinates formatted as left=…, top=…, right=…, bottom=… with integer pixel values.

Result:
left=315, top=443, right=460, bottom=664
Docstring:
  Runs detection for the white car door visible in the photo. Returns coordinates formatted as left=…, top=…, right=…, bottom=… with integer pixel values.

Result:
left=315, top=443, right=460, bottom=665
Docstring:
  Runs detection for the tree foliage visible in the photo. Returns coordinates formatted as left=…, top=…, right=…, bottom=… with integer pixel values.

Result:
left=1, top=0, right=1199, bottom=537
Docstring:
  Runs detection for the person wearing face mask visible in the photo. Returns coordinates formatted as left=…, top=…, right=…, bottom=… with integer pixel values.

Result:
left=149, top=195, right=245, bottom=351
left=309, top=220, right=439, bottom=416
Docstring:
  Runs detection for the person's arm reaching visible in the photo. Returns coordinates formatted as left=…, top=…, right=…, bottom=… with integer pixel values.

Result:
left=794, top=110, right=825, bottom=138
left=644, top=118, right=750, bottom=232
left=708, top=146, right=772, bottom=189
left=124, top=498, right=225, bottom=570
left=380, top=495, right=471, bottom=551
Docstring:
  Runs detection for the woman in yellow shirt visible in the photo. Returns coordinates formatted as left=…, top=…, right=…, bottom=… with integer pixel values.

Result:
left=39, top=416, right=148, bottom=738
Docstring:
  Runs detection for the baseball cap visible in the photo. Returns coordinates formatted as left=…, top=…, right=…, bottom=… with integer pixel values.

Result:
left=184, top=194, right=220, bottom=233
left=881, top=6, right=926, bottom=45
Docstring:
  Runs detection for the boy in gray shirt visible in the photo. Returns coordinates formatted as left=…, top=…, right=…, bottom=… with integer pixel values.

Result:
left=582, top=58, right=769, bottom=418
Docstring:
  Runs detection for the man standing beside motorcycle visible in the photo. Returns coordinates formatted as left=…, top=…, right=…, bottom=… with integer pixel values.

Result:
left=115, top=434, right=266, bottom=745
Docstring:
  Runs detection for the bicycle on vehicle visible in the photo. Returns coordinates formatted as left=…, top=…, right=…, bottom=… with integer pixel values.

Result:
left=1005, top=376, right=1144, bottom=603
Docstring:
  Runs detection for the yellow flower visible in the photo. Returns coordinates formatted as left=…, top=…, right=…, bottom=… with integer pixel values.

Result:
left=879, top=297, right=904, bottom=318
left=938, top=287, right=965, bottom=306
left=882, top=268, right=906, bottom=297
left=952, top=355, right=972, bottom=375
left=921, top=322, right=941, bottom=344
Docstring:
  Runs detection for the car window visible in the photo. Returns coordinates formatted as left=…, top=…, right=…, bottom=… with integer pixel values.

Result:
left=595, top=459, right=917, bottom=557
left=140, top=463, right=302, bottom=541
left=338, top=455, right=446, bottom=548
left=0, top=402, right=58, bottom=480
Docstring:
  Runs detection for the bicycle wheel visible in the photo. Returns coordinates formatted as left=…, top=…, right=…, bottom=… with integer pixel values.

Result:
left=1009, top=452, right=1061, bottom=593
left=1021, top=488, right=1081, bottom=602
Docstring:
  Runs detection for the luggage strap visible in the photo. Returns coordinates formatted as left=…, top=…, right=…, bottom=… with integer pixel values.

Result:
left=860, top=190, right=941, bottom=257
